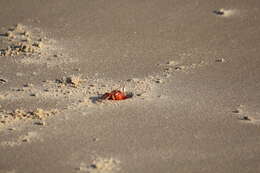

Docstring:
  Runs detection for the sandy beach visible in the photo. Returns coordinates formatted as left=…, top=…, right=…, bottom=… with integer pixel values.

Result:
left=0, top=0, right=260, bottom=172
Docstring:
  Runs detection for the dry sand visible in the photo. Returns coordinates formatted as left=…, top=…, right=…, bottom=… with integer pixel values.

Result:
left=0, top=0, right=260, bottom=173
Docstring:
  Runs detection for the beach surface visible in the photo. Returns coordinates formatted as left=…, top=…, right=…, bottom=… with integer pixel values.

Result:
left=0, top=0, right=260, bottom=173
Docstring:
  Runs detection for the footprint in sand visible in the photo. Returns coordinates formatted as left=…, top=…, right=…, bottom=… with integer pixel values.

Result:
left=0, top=131, right=40, bottom=147
left=215, top=58, right=225, bottom=63
left=213, top=9, right=238, bottom=17
left=160, top=59, right=207, bottom=77
left=0, top=78, right=8, bottom=85
left=232, top=105, right=260, bottom=124
left=76, top=158, right=120, bottom=173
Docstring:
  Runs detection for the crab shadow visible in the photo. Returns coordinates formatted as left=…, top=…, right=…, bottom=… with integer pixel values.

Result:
left=89, top=94, right=103, bottom=104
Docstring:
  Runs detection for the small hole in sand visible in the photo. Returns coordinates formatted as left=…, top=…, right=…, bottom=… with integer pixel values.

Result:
left=232, top=110, right=240, bottom=113
left=90, top=164, right=97, bottom=169
left=126, top=92, right=134, bottom=98
left=213, top=9, right=224, bottom=15
left=240, top=116, right=251, bottom=121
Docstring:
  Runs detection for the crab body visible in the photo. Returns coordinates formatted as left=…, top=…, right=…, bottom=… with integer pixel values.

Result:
left=101, top=90, right=128, bottom=100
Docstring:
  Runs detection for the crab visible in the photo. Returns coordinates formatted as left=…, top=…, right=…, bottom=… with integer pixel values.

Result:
left=101, top=90, right=130, bottom=100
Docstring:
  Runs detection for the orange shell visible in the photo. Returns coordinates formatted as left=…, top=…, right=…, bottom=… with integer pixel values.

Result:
left=101, top=90, right=128, bottom=100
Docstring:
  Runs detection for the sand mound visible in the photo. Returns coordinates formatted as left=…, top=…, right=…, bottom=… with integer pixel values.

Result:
left=0, top=108, right=58, bottom=125
left=0, top=23, right=75, bottom=66
left=0, top=24, right=42, bottom=56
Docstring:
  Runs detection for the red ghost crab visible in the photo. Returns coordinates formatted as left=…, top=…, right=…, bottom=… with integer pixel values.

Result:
left=101, top=90, right=132, bottom=100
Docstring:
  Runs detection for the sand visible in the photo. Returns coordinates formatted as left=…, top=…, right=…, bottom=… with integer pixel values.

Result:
left=0, top=0, right=260, bottom=173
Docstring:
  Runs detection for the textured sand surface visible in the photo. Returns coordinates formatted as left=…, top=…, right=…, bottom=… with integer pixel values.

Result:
left=0, top=0, right=260, bottom=173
